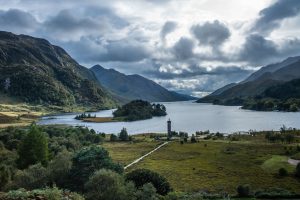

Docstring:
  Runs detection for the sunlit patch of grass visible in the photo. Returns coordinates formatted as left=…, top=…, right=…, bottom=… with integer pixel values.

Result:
left=261, top=155, right=295, bottom=173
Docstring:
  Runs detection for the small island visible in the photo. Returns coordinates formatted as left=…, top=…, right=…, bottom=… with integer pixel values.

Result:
left=75, top=100, right=167, bottom=122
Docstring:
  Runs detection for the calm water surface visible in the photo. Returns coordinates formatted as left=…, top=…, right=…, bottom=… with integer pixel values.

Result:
left=38, top=101, right=300, bottom=135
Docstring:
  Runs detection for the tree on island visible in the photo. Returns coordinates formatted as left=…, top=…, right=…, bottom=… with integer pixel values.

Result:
left=113, top=100, right=167, bottom=121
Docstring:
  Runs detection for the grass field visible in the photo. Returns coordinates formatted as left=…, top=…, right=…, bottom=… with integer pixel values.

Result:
left=105, top=136, right=300, bottom=195
left=102, top=140, right=161, bottom=166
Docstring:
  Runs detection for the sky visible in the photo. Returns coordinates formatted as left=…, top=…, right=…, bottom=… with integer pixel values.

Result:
left=0, top=0, right=300, bottom=97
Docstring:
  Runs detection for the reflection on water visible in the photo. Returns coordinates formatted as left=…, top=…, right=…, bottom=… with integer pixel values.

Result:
left=39, top=101, right=300, bottom=135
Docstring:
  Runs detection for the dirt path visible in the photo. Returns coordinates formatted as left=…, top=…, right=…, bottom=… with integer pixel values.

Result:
left=288, top=158, right=300, bottom=166
left=124, top=141, right=169, bottom=170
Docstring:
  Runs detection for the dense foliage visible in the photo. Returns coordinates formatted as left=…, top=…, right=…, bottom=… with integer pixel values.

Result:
left=126, top=168, right=172, bottom=195
left=69, top=145, right=123, bottom=191
left=113, top=100, right=167, bottom=121
left=17, top=125, right=49, bottom=169
left=84, top=169, right=133, bottom=200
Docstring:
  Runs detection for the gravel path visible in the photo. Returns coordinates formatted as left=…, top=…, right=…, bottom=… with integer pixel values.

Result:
left=124, top=141, right=169, bottom=170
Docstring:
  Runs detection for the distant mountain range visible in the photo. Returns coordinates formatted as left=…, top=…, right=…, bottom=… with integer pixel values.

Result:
left=91, top=65, right=196, bottom=103
left=0, top=31, right=194, bottom=110
left=198, top=56, right=300, bottom=111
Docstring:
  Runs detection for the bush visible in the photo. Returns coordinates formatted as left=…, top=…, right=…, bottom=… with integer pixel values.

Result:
left=8, top=163, right=49, bottom=190
left=85, top=169, right=132, bottom=200
left=110, top=134, right=118, bottom=142
left=17, top=124, right=49, bottom=169
left=135, top=183, right=159, bottom=200
left=69, top=145, right=123, bottom=191
left=237, top=184, right=251, bottom=197
left=126, top=169, right=171, bottom=195
left=4, top=187, right=84, bottom=200
left=278, top=168, right=288, bottom=177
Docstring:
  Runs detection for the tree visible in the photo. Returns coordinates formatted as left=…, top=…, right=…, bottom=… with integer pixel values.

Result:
left=48, top=150, right=73, bottom=188
left=69, top=145, right=123, bottom=191
left=17, top=124, right=49, bottom=169
left=296, top=163, right=300, bottom=178
left=237, top=185, right=251, bottom=197
left=126, top=169, right=171, bottom=195
left=119, top=128, right=129, bottom=141
left=85, top=169, right=129, bottom=200
left=191, top=134, right=197, bottom=143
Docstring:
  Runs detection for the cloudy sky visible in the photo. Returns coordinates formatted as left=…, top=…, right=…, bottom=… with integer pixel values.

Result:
left=1, top=0, right=300, bottom=96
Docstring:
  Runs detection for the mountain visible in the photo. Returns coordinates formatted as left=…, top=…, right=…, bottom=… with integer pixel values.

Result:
left=241, top=56, right=300, bottom=83
left=91, top=65, right=196, bottom=103
left=198, top=56, right=300, bottom=104
left=0, top=31, right=115, bottom=108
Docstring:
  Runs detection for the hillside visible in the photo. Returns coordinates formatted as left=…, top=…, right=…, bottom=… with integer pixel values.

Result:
left=0, top=31, right=115, bottom=109
left=91, top=65, right=196, bottom=103
left=198, top=56, right=300, bottom=105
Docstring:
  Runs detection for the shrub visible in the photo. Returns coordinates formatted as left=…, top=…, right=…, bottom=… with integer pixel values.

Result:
left=85, top=169, right=129, bottom=200
left=0, top=165, right=11, bottom=190
left=8, top=163, right=49, bottom=190
left=278, top=168, right=288, bottom=177
left=69, top=145, right=123, bottom=191
left=4, top=187, right=84, bottom=200
left=126, top=168, right=171, bottom=195
left=135, top=183, right=159, bottom=200
left=110, top=134, right=118, bottom=142
left=237, top=184, right=251, bottom=197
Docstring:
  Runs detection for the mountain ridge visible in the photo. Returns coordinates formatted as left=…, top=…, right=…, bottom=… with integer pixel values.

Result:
left=91, top=65, right=196, bottom=103
left=198, top=56, right=300, bottom=104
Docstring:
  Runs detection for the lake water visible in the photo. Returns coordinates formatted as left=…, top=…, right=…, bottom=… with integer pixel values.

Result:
left=38, top=101, right=300, bottom=135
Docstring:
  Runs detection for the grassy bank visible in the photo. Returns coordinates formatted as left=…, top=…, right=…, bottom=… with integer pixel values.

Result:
left=104, top=134, right=300, bottom=195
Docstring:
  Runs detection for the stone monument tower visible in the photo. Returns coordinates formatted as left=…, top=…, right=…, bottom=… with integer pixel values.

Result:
left=167, top=119, right=171, bottom=139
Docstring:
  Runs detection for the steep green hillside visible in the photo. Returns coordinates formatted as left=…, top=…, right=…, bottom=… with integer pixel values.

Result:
left=0, top=31, right=115, bottom=109
left=91, top=65, right=196, bottom=103
left=198, top=56, right=300, bottom=108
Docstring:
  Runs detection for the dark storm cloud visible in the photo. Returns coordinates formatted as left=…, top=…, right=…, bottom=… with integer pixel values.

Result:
left=44, top=10, right=102, bottom=32
left=191, top=20, right=230, bottom=47
left=160, top=21, right=177, bottom=42
left=239, top=34, right=278, bottom=65
left=0, top=9, right=39, bottom=33
left=64, top=37, right=150, bottom=63
left=172, top=37, right=195, bottom=60
left=253, top=0, right=300, bottom=34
